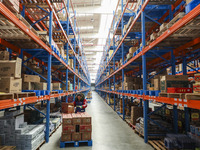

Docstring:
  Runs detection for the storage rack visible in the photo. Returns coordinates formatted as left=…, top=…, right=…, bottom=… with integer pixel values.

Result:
left=95, top=0, right=200, bottom=143
left=0, top=0, right=90, bottom=143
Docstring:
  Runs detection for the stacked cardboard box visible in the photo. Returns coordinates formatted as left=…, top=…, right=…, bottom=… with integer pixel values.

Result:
left=0, top=110, right=45, bottom=150
left=123, top=76, right=142, bottom=90
left=61, top=112, right=92, bottom=142
left=0, top=51, right=9, bottom=60
left=1, top=0, right=19, bottom=13
left=130, top=106, right=143, bottom=125
left=69, top=59, right=74, bottom=69
left=193, top=74, right=200, bottom=93
left=160, top=75, right=189, bottom=92
left=22, top=74, right=47, bottom=91
left=0, top=58, right=22, bottom=93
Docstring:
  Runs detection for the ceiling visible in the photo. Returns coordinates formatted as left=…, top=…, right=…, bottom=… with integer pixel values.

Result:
left=70, top=0, right=119, bottom=83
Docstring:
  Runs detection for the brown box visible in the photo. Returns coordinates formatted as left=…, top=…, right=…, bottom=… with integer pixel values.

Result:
left=0, top=51, right=9, bottom=60
left=22, top=82, right=35, bottom=90
left=52, top=83, right=61, bottom=90
left=34, top=82, right=47, bottom=90
left=0, top=58, right=21, bottom=78
left=61, top=133, right=71, bottom=142
left=72, top=113, right=82, bottom=125
left=81, top=132, right=92, bottom=141
left=154, top=78, right=160, bottom=90
left=23, top=74, right=40, bottom=83
left=160, top=75, right=189, bottom=92
left=61, top=103, right=74, bottom=114
left=81, top=112, right=92, bottom=124
left=130, top=106, right=143, bottom=125
left=62, top=125, right=75, bottom=133
left=72, top=133, right=81, bottom=141
left=0, top=77, right=22, bottom=93
left=80, top=125, right=92, bottom=132
left=62, top=114, right=72, bottom=125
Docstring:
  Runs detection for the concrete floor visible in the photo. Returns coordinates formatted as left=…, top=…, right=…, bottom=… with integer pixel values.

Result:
left=41, top=91, right=153, bottom=150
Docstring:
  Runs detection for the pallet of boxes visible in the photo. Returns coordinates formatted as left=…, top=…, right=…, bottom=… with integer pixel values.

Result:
left=60, top=103, right=92, bottom=148
left=87, top=91, right=92, bottom=99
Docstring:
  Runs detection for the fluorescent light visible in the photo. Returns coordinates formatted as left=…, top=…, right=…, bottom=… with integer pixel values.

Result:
left=77, top=14, right=93, bottom=17
left=79, top=26, right=94, bottom=30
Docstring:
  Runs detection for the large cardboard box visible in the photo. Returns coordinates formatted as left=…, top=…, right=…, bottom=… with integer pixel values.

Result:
left=79, top=125, right=92, bottom=132
left=130, top=106, right=143, bottom=125
left=62, top=125, right=75, bottom=133
left=52, top=83, right=60, bottom=90
left=62, top=114, right=72, bottom=125
left=34, top=83, right=47, bottom=90
left=81, top=132, right=91, bottom=141
left=154, top=78, right=160, bottom=90
left=72, top=133, right=81, bottom=141
left=0, top=51, right=9, bottom=60
left=81, top=112, right=92, bottom=124
left=61, top=103, right=74, bottom=114
left=160, top=75, right=189, bottom=92
left=22, top=82, right=35, bottom=90
left=61, top=133, right=71, bottom=142
left=0, top=77, right=22, bottom=93
left=23, top=74, right=40, bottom=83
left=0, top=58, right=21, bottom=78
left=72, top=113, right=82, bottom=125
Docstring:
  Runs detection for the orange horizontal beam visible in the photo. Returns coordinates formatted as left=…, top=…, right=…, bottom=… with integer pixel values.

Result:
left=98, top=89, right=200, bottom=110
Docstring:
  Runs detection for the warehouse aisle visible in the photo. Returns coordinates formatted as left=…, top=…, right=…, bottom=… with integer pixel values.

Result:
left=41, top=91, right=153, bottom=150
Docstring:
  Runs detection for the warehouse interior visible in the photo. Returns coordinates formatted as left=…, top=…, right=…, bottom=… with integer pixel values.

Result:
left=0, top=0, right=200, bottom=150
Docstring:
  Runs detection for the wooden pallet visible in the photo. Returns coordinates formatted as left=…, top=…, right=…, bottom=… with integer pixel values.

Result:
left=185, top=93, right=200, bottom=100
left=0, top=93, right=14, bottom=100
left=0, top=146, right=16, bottom=150
left=167, top=93, right=185, bottom=99
left=148, top=140, right=166, bottom=150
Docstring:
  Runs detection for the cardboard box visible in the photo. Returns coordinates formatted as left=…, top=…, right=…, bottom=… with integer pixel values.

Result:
left=72, top=133, right=81, bottom=141
left=71, top=113, right=82, bottom=125
left=160, top=75, right=189, bottom=92
left=0, top=58, right=21, bottom=78
left=62, top=125, right=75, bottom=133
left=193, top=83, right=200, bottom=93
left=62, top=114, right=72, bottom=125
left=81, top=132, right=91, bottom=141
left=34, top=82, right=47, bottom=90
left=23, top=74, right=40, bottom=83
left=61, top=133, right=71, bottom=142
left=130, top=106, right=143, bottom=125
left=194, top=74, right=200, bottom=82
left=79, top=125, right=92, bottom=132
left=61, top=103, right=74, bottom=114
left=22, top=82, right=35, bottom=90
left=0, top=77, right=22, bottom=93
left=81, top=112, right=92, bottom=124
left=154, top=78, right=160, bottom=90
left=0, top=51, right=9, bottom=60
left=167, top=87, right=192, bottom=93
left=52, top=83, right=60, bottom=90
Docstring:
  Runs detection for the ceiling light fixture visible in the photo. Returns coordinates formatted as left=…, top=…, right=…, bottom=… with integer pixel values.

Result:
left=79, top=26, right=94, bottom=30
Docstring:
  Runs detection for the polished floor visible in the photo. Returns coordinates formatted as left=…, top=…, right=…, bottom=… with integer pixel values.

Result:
left=41, top=91, right=153, bottom=150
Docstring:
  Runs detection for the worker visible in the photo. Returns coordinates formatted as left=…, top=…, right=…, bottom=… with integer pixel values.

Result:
left=74, top=93, right=87, bottom=113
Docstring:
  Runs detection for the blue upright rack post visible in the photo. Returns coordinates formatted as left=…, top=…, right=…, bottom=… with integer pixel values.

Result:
left=46, top=10, right=53, bottom=143
left=113, top=10, right=116, bottom=111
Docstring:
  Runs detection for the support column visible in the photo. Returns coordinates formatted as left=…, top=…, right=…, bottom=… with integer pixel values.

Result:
left=171, top=49, right=178, bottom=133
left=183, top=56, right=189, bottom=132
left=73, top=11, right=76, bottom=101
left=45, top=10, right=53, bottom=143
left=141, top=0, right=148, bottom=143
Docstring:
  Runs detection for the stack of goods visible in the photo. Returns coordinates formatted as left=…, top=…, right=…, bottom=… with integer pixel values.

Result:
left=87, top=91, right=92, bottom=99
left=164, top=134, right=195, bottom=149
left=193, top=74, right=200, bottom=93
left=24, top=110, right=43, bottom=124
left=0, top=57, right=22, bottom=93
left=130, top=106, right=143, bottom=125
left=22, top=74, right=47, bottom=91
left=52, top=83, right=61, bottom=90
left=125, top=101, right=139, bottom=116
left=68, top=59, right=74, bottom=69
left=1, top=0, right=19, bottom=13
left=61, top=112, right=92, bottom=142
left=161, top=75, right=189, bottom=93
left=126, top=47, right=138, bottom=61
left=135, top=116, right=172, bottom=136
left=121, top=76, right=142, bottom=90
left=0, top=110, right=45, bottom=150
